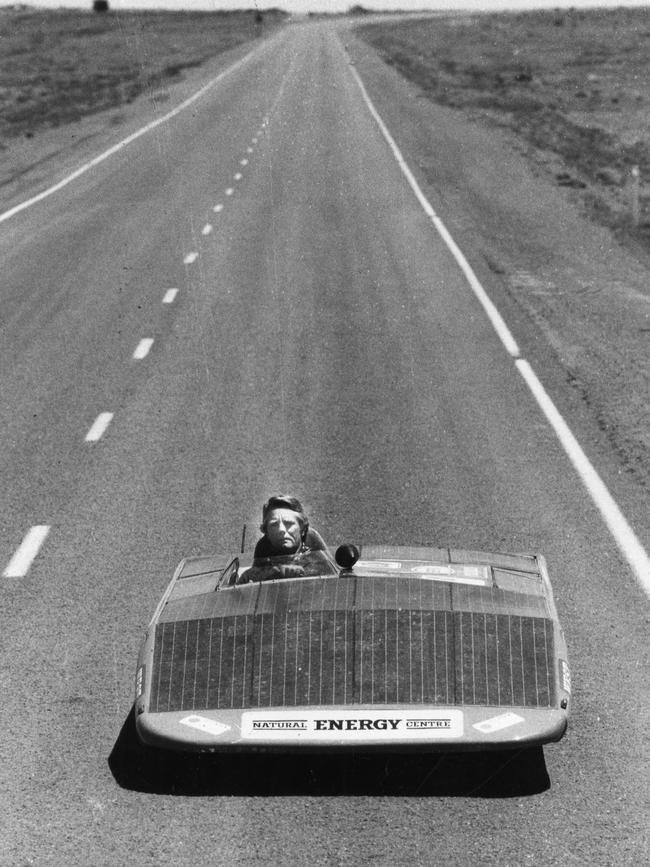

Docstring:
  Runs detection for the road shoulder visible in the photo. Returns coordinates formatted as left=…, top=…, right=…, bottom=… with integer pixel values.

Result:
left=342, top=23, right=650, bottom=514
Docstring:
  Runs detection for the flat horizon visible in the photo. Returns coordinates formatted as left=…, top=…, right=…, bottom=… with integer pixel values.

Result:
left=2, top=0, right=649, bottom=14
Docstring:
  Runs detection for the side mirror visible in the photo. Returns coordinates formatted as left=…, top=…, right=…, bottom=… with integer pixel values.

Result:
left=335, top=544, right=360, bottom=571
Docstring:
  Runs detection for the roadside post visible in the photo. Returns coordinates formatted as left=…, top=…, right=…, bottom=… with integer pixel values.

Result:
left=631, top=165, right=640, bottom=227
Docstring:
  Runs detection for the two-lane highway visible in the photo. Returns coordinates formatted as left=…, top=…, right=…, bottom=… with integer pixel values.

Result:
left=1, top=20, right=648, bottom=866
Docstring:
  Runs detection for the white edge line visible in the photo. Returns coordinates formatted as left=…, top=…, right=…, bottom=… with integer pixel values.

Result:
left=85, top=412, right=114, bottom=443
left=162, top=288, right=178, bottom=304
left=133, top=338, right=154, bottom=360
left=0, top=48, right=257, bottom=226
left=516, top=360, right=650, bottom=591
left=349, top=64, right=520, bottom=360
left=349, top=56, right=650, bottom=594
left=3, top=525, right=50, bottom=578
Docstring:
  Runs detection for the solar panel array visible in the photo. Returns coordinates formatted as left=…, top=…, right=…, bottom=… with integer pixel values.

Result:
left=150, top=575, right=556, bottom=712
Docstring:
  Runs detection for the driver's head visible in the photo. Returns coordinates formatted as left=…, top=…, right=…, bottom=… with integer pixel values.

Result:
left=261, top=495, right=308, bottom=554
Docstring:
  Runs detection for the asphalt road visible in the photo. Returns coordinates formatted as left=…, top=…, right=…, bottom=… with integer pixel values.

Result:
left=1, top=21, right=648, bottom=866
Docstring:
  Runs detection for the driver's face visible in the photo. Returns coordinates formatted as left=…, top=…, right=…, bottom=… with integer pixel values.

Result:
left=265, top=509, right=302, bottom=552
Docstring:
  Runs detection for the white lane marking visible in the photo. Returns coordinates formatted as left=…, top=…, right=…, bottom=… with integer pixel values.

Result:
left=0, top=49, right=259, bottom=226
left=3, top=525, right=50, bottom=578
left=234, top=173, right=243, bottom=181
left=252, top=138, right=258, bottom=144
left=225, top=188, right=234, bottom=196
left=184, top=252, right=198, bottom=264
left=431, top=218, right=520, bottom=358
left=213, top=204, right=224, bottom=213
left=202, top=224, right=213, bottom=235
left=133, top=338, right=154, bottom=360
left=246, top=147, right=254, bottom=153
left=516, top=360, right=650, bottom=593
left=162, top=288, right=178, bottom=304
left=85, top=412, right=114, bottom=443
left=240, top=159, right=249, bottom=166
left=349, top=58, right=650, bottom=595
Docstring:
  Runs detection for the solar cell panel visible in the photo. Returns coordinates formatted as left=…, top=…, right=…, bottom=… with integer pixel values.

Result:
left=150, top=577, right=556, bottom=713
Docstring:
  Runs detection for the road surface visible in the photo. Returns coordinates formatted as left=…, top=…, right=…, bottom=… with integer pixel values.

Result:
left=1, top=20, right=648, bottom=866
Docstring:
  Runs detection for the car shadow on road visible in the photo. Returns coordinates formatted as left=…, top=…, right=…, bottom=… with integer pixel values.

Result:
left=109, top=710, right=550, bottom=797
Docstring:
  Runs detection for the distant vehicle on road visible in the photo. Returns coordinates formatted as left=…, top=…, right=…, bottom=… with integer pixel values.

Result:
left=134, top=539, right=570, bottom=752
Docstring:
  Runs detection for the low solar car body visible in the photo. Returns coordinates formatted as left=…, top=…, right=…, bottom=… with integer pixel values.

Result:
left=134, top=542, right=570, bottom=752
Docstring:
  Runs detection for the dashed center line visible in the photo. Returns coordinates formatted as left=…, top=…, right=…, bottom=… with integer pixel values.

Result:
left=0, top=48, right=259, bottom=227
left=85, top=412, right=114, bottom=443
left=133, top=338, right=154, bottom=360
left=2, top=113, right=274, bottom=583
left=3, top=525, right=50, bottom=578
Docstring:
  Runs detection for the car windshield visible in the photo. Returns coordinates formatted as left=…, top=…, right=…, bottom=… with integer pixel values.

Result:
left=240, top=549, right=338, bottom=583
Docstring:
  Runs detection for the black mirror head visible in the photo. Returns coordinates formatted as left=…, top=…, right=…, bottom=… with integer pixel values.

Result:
left=335, top=544, right=360, bottom=570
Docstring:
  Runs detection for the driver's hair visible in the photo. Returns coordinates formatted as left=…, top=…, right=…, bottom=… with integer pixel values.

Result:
left=261, top=495, right=309, bottom=539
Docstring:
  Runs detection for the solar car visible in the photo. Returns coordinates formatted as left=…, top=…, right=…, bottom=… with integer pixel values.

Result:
left=134, top=541, right=570, bottom=752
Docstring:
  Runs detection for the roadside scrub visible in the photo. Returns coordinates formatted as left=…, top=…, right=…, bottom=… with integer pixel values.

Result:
left=0, top=8, right=286, bottom=143
left=357, top=8, right=650, bottom=255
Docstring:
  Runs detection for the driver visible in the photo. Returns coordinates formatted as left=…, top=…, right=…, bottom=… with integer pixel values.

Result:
left=240, top=495, right=328, bottom=582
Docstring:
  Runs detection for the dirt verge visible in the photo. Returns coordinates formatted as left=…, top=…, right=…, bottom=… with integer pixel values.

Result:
left=357, top=8, right=650, bottom=261
left=0, top=7, right=285, bottom=142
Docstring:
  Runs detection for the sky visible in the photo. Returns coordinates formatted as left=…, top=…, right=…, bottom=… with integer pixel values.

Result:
left=1, top=0, right=649, bottom=12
